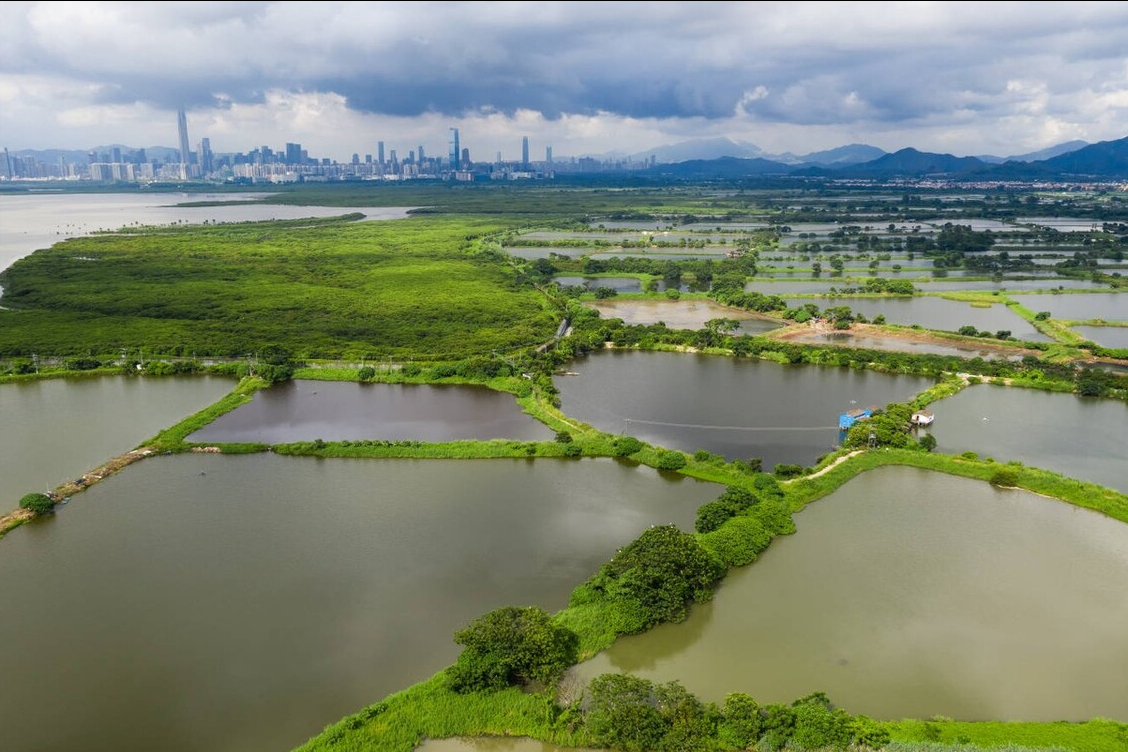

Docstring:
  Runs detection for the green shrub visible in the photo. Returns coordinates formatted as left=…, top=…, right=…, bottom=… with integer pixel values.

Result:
left=698, top=515, right=773, bottom=567
left=990, top=467, right=1020, bottom=487
left=773, top=463, right=805, bottom=478
left=554, top=430, right=573, bottom=443
left=357, top=366, right=375, bottom=381
left=19, top=492, right=55, bottom=515
left=694, top=485, right=759, bottom=533
left=613, top=436, right=644, bottom=457
left=656, top=450, right=687, bottom=471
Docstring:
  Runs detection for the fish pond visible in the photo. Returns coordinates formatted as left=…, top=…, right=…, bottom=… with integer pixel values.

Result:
left=554, top=350, right=934, bottom=467
left=1073, top=325, right=1128, bottom=349
left=187, top=380, right=554, bottom=444
left=923, top=384, right=1128, bottom=493
left=573, top=467, right=1128, bottom=721
left=0, top=374, right=234, bottom=504
left=0, top=454, right=717, bottom=752
left=1009, top=292, right=1127, bottom=322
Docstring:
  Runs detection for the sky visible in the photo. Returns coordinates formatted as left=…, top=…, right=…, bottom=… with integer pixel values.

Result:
left=2, top=1, right=1127, bottom=161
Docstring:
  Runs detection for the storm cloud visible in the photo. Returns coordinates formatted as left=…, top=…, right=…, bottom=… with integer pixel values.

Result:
left=2, top=1, right=1127, bottom=157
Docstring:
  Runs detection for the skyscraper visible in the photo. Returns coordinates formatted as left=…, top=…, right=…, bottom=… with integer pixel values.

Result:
left=198, top=138, right=212, bottom=173
left=521, top=136, right=529, bottom=166
left=177, top=108, right=191, bottom=167
left=449, top=128, right=460, bottom=171
left=377, top=141, right=385, bottom=166
left=546, top=146, right=553, bottom=165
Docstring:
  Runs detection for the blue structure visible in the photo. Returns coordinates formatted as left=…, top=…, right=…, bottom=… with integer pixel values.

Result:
left=839, top=408, right=873, bottom=430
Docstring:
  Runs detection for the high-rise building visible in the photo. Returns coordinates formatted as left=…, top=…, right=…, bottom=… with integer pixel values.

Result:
left=546, top=146, right=553, bottom=165
left=285, top=142, right=302, bottom=165
left=418, top=145, right=425, bottom=164
left=198, top=138, right=212, bottom=173
left=177, top=108, right=191, bottom=167
left=521, top=136, right=529, bottom=166
left=461, top=147, right=470, bottom=167
left=449, top=128, right=460, bottom=170
left=377, top=141, right=385, bottom=166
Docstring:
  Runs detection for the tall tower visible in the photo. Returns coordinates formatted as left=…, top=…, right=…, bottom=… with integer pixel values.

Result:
left=177, top=108, right=191, bottom=168
left=377, top=141, right=385, bottom=166
left=546, top=146, right=553, bottom=165
left=521, top=136, right=529, bottom=167
left=448, top=128, right=460, bottom=171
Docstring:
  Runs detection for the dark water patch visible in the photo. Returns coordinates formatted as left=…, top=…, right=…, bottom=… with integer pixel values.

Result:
left=587, top=299, right=782, bottom=335
left=554, top=276, right=642, bottom=293
left=188, top=380, right=553, bottom=444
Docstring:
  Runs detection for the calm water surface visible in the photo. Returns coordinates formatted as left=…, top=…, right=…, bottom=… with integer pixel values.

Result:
left=554, top=350, right=933, bottom=466
left=555, top=276, right=643, bottom=293
left=0, top=455, right=717, bottom=752
left=574, top=468, right=1128, bottom=720
left=0, top=375, right=233, bottom=503
left=1073, top=325, right=1128, bottom=349
left=1009, top=293, right=1127, bottom=322
left=588, top=299, right=783, bottom=334
left=925, top=384, right=1127, bottom=493
left=188, top=380, right=553, bottom=444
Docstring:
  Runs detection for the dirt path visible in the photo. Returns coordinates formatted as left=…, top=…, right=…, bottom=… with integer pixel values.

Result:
left=789, top=450, right=864, bottom=482
left=1, top=446, right=159, bottom=538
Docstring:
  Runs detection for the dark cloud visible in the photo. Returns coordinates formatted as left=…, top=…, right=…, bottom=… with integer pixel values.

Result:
left=3, top=1, right=1127, bottom=141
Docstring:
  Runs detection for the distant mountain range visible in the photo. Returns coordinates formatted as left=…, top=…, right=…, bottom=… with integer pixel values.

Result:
left=625, top=136, right=1096, bottom=168
left=644, top=136, right=1128, bottom=180
left=11, top=136, right=1126, bottom=180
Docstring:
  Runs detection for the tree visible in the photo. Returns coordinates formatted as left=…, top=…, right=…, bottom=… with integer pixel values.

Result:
left=719, top=693, right=762, bottom=749
left=447, top=606, right=578, bottom=692
left=357, top=366, right=375, bottom=381
left=585, top=674, right=668, bottom=752
left=579, top=525, right=724, bottom=632
left=918, top=433, right=937, bottom=452
left=790, top=692, right=852, bottom=750
left=704, top=317, right=740, bottom=335
left=19, top=493, right=55, bottom=515
left=656, top=450, right=687, bottom=471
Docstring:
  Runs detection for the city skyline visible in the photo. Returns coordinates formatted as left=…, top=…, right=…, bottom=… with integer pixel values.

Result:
left=3, top=2, right=1128, bottom=160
